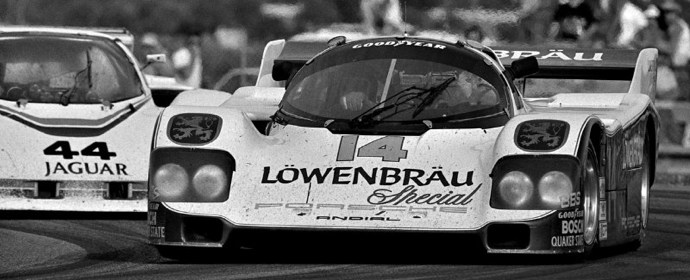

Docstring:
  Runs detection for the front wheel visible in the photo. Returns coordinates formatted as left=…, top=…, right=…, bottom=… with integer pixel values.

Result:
left=582, top=140, right=600, bottom=255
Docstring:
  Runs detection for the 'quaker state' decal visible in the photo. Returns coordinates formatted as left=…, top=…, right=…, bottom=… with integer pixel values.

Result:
left=168, top=113, right=221, bottom=145
left=515, top=120, right=569, bottom=151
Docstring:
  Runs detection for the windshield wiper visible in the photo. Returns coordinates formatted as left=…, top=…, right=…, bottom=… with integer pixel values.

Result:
left=60, top=50, right=92, bottom=106
left=349, top=85, right=424, bottom=127
left=272, top=105, right=317, bottom=125
left=411, top=76, right=456, bottom=118
left=350, top=77, right=456, bottom=127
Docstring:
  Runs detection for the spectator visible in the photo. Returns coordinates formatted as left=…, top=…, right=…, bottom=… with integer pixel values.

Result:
left=172, top=35, right=203, bottom=88
left=634, top=1, right=690, bottom=146
left=138, top=33, right=175, bottom=77
left=516, top=0, right=553, bottom=44
left=549, top=0, right=599, bottom=43
left=614, top=0, right=652, bottom=48
left=360, top=0, right=405, bottom=35
left=463, top=25, right=495, bottom=46
left=659, top=0, right=690, bottom=101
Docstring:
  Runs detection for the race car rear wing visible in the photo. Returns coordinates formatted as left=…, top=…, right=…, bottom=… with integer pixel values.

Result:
left=495, top=47, right=657, bottom=97
left=495, top=47, right=640, bottom=80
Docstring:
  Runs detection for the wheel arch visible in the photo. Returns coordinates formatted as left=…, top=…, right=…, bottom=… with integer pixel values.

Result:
left=577, top=117, right=604, bottom=167
left=645, top=114, right=657, bottom=186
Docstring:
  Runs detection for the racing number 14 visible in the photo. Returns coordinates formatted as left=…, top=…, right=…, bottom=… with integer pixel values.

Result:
left=44, top=141, right=117, bottom=160
left=337, top=135, right=408, bottom=162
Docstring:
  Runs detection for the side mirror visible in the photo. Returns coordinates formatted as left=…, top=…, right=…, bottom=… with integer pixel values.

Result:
left=507, top=56, right=539, bottom=79
left=140, top=54, right=167, bottom=71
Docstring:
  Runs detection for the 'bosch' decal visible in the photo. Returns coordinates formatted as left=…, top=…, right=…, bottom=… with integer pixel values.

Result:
left=515, top=120, right=569, bottom=151
left=168, top=113, right=221, bottom=145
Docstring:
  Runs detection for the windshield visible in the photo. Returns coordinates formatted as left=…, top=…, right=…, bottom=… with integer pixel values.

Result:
left=0, top=36, right=143, bottom=104
left=283, top=58, right=504, bottom=122
left=517, top=78, right=631, bottom=98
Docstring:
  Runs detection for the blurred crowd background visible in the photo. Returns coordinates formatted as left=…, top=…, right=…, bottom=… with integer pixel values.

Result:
left=1, top=0, right=689, bottom=146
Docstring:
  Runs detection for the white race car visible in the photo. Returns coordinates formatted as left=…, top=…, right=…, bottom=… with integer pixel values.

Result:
left=148, top=36, right=659, bottom=258
left=0, top=26, right=189, bottom=212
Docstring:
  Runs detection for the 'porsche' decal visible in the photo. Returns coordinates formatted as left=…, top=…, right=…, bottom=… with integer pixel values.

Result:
left=515, top=120, right=569, bottom=151
left=168, top=113, right=221, bottom=145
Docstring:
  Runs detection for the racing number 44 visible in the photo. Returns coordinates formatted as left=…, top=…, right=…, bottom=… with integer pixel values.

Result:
left=44, top=141, right=117, bottom=160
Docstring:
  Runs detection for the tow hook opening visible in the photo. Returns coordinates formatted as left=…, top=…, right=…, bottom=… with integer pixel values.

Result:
left=36, top=181, right=60, bottom=199
left=106, top=182, right=132, bottom=199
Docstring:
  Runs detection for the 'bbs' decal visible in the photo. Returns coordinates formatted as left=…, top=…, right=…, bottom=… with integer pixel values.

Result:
left=515, top=120, right=569, bottom=151
left=168, top=113, right=221, bottom=145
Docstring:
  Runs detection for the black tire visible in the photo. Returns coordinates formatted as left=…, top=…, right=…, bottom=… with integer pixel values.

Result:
left=632, top=132, right=652, bottom=249
left=582, top=140, right=600, bottom=256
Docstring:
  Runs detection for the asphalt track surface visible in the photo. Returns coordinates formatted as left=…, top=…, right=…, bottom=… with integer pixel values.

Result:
left=1, top=182, right=689, bottom=280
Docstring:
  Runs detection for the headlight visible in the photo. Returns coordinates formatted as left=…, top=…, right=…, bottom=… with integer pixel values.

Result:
left=152, top=163, right=189, bottom=199
left=192, top=164, right=228, bottom=200
left=490, top=155, right=580, bottom=209
left=498, top=171, right=534, bottom=207
left=538, top=171, right=573, bottom=208
left=149, top=147, right=235, bottom=202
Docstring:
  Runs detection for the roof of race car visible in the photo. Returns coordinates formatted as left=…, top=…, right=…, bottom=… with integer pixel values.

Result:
left=274, top=38, right=640, bottom=80
left=0, top=25, right=132, bottom=49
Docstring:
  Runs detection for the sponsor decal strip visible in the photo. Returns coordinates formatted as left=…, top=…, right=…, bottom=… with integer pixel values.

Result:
left=551, top=209, right=584, bottom=248
left=255, top=203, right=468, bottom=214
left=352, top=40, right=447, bottom=49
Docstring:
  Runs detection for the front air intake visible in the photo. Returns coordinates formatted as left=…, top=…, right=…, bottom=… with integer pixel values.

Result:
left=182, top=217, right=223, bottom=243
left=487, top=224, right=530, bottom=249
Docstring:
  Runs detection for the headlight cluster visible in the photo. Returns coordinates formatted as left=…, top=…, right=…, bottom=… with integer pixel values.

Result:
left=149, top=148, right=235, bottom=202
left=491, top=155, right=580, bottom=209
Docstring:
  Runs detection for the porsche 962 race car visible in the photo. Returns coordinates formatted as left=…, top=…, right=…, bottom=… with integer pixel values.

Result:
left=148, top=36, right=659, bottom=258
left=0, top=26, right=188, bottom=212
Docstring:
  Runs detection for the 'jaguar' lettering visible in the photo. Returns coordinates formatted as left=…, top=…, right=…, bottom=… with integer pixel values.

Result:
left=45, top=162, right=129, bottom=176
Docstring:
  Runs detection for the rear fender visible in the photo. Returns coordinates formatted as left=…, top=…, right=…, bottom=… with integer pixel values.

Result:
left=628, top=48, right=658, bottom=100
left=169, top=89, right=233, bottom=107
left=221, top=86, right=284, bottom=121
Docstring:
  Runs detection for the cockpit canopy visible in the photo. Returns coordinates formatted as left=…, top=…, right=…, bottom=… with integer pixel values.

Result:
left=0, top=35, right=143, bottom=105
left=280, top=38, right=509, bottom=129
